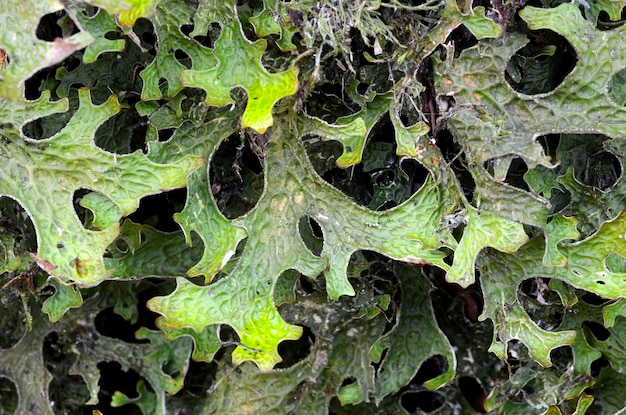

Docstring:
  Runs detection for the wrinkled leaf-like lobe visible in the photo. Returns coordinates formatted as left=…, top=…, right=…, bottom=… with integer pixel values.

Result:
left=180, top=2, right=298, bottom=132
left=149, top=117, right=456, bottom=370
left=0, top=89, right=202, bottom=288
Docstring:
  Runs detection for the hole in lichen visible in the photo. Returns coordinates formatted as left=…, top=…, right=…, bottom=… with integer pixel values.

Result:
left=273, top=269, right=303, bottom=305
left=0, top=377, right=17, bottom=414
left=217, top=324, right=240, bottom=345
left=514, top=384, right=536, bottom=402
left=182, top=359, right=218, bottom=399
left=590, top=357, right=610, bottom=376
left=596, top=9, right=626, bottom=30
left=193, top=33, right=212, bottom=48
left=73, top=188, right=96, bottom=230
left=373, top=347, right=389, bottom=373
left=410, top=354, right=448, bottom=386
left=581, top=292, right=611, bottom=306
left=0, top=197, right=37, bottom=257
left=550, top=345, right=574, bottom=373
left=23, top=53, right=69, bottom=99
left=44, top=332, right=91, bottom=413
left=127, top=188, right=187, bottom=232
left=427, top=264, right=484, bottom=324
left=304, top=115, right=429, bottom=210
left=449, top=25, right=479, bottom=57
left=161, top=360, right=181, bottom=379
left=228, top=85, right=248, bottom=108
left=140, top=24, right=156, bottom=47
left=200, top=237, right=247, bottom=287
left=22, top=110, right=71, bottom=140
left=584, top=320, right=611, bottom=341
left=458, top=376, right=487, bottom=413
left=192, top=22, right=222, bottom=48
left=341, top=376, right=357, bottom=388
left=79, top=5, right=100, bottom=18
left=400, top=390, right=446, bottom=413
left=22, top=90, right=78, bottom=140
left=36, top=11, right=66, bottom=41
left=505, top=30, right=577, bottom=95
left=550, top=188, right=572, bottom=215
left=181, top=23, right=194, bottom=37
left=517, top=277, right=564, bottom=330
left=584, top=150, right=621, bottom=190
left=486, top=157, right=531, bottom=192
left=356, top=82, right=369, bottom=95
left=95, top=362, right=143, bottom=415
left=375, top=158, right=429, bottom=211
left=298, top=274, right=317, bottom=294
left=305, top=138, right=373, bottom=206
left=94, top=308, right=150, bottom=344
left=276, top=325, right=315, bottom=369
left=174, top=49, right=192, bottom=69
left=104, top=30, right=124, bottom=42
left=158, top=127, right=176, bottom=142
left=210, top=132, right=264, bottom=220
left=72, top=189, right=121, bottom=232
left=306, top=83, right=361, bottom=122
left=537, top=133, right=560, bottom=161
left=95, top=106, right=148, bottom=154
left=298, top=216, right=324, bottom=257
left=502, top=342, right=524, bottom=374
